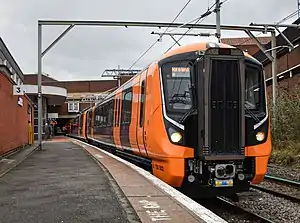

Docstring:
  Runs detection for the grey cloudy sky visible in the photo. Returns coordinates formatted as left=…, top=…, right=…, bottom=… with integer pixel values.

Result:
left=0, top=0, right=298, bottom=81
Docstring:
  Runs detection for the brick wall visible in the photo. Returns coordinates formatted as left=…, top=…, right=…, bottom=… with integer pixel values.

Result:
left=23, top=74, right=58, bottom=85
left=264, top=47, right=300, bottom=79
left=236, top=44, right=261, bottom=55
left=0, top=71, right=33, bottom=155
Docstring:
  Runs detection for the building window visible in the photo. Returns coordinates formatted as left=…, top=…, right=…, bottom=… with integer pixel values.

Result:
left=13, top=73, right=17, bottom=83
left=74, top=102, right=79, bottom=112
left=68, top=101, right=80, bottom=113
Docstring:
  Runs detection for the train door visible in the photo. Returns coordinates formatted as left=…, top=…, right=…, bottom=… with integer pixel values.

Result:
left=86, top=110, right=91, bottom=138
left=108, top=100, right=114, bottom=145
left=120, top=87, right=133, bottom=151
left=91, top=107, right=95, bottom=138
left=81, top=112, right=87, bottom=138
left=78, top=116, right=81, bottom=136
left=113, top=92, right=123, bottom=150
left=80, top=114, right=84, bottom=138
left=136, top=70, right=149, bottom=157
left=129, top=83, right=142, bottom=156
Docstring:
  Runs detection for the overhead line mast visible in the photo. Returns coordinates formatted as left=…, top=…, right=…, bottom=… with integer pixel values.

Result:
left=215, top=0, right=221, bottom=42
left=298, top=0, right=300, bottom=18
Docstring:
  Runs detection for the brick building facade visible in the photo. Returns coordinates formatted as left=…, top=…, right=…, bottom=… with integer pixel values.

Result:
left=0, top=69, right=33, bottom=155
left=221, top=36, right=271, bottom=55
left=0, top=38, right=34, bottom=155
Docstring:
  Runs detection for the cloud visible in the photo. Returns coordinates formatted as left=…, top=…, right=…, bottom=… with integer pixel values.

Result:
left=0, top=0, right=297, bottom=80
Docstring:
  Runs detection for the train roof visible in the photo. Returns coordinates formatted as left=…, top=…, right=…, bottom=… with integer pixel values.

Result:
left=159, top=41, right=261, bottom=64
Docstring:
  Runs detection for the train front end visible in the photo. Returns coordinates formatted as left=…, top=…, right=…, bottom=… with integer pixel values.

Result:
left=159, top=43, right=271, bottom=197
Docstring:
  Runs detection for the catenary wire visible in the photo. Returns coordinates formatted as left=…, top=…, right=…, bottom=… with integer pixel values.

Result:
left=128, top=0, right=194, bottom=69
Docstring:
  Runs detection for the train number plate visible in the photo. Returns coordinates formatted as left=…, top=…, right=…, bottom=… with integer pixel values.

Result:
left=214, top=179, right=233, bottom=187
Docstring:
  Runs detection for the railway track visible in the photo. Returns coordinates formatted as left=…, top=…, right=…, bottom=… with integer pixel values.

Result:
left=264, top=175, right=300, bottom=187
left=250, top=184, right=300, bottom=203
left=249, top=174, right=300, bottom=204
left=203, top=175, right=300, bottom=223
left=198, top=196, right=275, bottom=223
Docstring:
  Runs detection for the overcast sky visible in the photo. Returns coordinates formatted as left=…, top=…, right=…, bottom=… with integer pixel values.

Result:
left=0, top=0, right=298, bottom=81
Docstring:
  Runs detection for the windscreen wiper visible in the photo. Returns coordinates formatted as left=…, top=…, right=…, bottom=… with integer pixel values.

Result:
left=178, top=86, right=198, bottom=124
left=179, top=107, right=197, bottom=124
left=245, top=103, right=260, bottom=122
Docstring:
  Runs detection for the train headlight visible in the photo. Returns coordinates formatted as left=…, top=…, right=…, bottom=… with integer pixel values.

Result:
left=170, top=132, right=182, bottom=143
left=168, top=127, right=183, bottom=144
left=256, top=132, right=265, bottom=141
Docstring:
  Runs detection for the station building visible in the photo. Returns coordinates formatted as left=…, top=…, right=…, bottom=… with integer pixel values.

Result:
left=23, top=74, right=131, bottom=138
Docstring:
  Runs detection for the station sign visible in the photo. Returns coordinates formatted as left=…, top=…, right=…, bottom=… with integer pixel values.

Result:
left=65, top=93, right=109, bottom=105
left=17, top=97, right=23, bottom=107
left=48, top=113, right=58, bottom=119
left=81, top=94, right=108, bottom=102
left=13, top=85, right=26, bottom=95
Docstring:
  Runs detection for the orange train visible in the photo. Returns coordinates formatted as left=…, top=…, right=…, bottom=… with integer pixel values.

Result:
left=68, top=42, right=272, bottom=198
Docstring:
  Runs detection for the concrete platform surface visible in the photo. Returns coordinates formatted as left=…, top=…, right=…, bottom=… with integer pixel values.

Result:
left=0, top=138, right=139, bottom=223
left=0, top=143, right=38, bottom=178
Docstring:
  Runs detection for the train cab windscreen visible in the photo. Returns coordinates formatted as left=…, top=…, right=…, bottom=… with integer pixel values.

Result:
left=245, top=64, right=266, bottom=114
left=244, top=63, right=268, bottom=146
left=161, top=61, right=193, bottom=119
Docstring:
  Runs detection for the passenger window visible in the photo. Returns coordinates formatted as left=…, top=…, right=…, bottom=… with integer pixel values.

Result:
left=121, top=89, right=133, bottom=125
left=125, top=90, right=132, bottom=124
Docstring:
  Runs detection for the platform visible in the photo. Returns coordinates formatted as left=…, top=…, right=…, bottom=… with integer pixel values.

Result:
left=0, top=137, right=226, bottom=223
